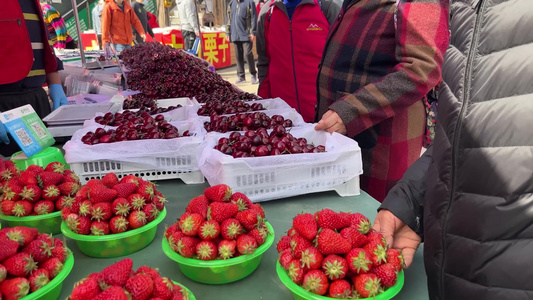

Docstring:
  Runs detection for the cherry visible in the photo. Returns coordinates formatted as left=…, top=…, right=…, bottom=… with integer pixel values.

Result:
left=94, top=128, right=106, bottom=138
left=254, top=145, right=269, bottom=157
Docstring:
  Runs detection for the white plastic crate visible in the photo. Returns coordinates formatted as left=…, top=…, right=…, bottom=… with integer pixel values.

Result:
left=197, top=125, right=362, bottom=202
left=189, top=97, right=292, bottom=113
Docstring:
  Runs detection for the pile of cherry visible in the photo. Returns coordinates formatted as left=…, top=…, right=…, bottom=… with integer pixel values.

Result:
left=197, top=100, right=265, bottom=116
left=204, top=112, right=293, bottom=133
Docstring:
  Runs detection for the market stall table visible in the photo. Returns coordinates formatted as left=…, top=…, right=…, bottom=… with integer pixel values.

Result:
left=21, top=180, right=427, bottom=299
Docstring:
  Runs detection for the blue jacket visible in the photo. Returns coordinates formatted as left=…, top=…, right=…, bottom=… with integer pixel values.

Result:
left=226, top=0, right=257, bottom=42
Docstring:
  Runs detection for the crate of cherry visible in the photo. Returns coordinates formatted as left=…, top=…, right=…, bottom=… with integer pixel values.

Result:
left=0, top=161, right=80, bottom=235
left=199, top=109, right=306, bottom=133
left=161, top=184, right=275, bottom=284
left=276, top=210, right=405, bottom=299
left=64, top=118, right=205, bottom=185
left=0, top=227, right=74, bottom=300
left=65, top=258, right=195, bottom=299
left=197, top=125, right=362, bottom=202
left=191, top=98, right=292, bottom=117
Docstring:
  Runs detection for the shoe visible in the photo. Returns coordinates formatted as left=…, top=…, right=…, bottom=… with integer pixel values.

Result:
left=251, top=75, right=258, bottom=85
left=235, top=77, right=246, bottom=84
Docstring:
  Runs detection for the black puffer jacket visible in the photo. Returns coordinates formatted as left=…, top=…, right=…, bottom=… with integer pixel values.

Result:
left=380, top=0, right=533, bottom=299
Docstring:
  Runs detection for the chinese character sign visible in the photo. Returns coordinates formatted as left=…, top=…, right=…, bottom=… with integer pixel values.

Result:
left=202, top=32, right=230, bottom=69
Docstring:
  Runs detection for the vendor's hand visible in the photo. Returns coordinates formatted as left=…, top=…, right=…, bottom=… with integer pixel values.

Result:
left=373, top=210, right=422, bottom=268
left=225, top=35, right=230, bottom=43
left=141, top=34, right=147, bottom=42
left=314, top=110, right=347, bottom=135
left=0, top=123, right=9, bottom=145
left=250, top=34, right=255, bottom=42
left=48, top=84, right=68, bottom=110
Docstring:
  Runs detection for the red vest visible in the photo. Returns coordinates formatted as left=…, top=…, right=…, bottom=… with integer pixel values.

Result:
left=0, top=0, right=58, bottom=85
left=258, top=0, right=329, bottom=122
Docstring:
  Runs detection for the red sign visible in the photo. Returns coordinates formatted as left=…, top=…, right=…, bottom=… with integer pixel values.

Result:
left=201, top=32, right=231, bottom=69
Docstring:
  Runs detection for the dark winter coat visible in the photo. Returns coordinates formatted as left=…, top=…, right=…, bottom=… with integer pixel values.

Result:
left=226, top=0, right=257, bottom=42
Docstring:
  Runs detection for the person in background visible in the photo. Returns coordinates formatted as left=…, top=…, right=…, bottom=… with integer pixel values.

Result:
left=255, top=0, right=264, bottom=16
left=132, top=0, right=156, bottom=44
left=256, top=0, right=341, bottom=122
left=0, top=0, right=68, bottom=157
left=314, top=0, right=449, bottom=202
left=101, top=0, right=146, bottom=53
left=40, top=1, right=77, bottom=49
left=226, top=0, right=258, bottom=84
left=92, top=0, right=105, bottom=49
left=177, top=0, right=200, bottom=50
left=147, top=11, right=160, bottom=29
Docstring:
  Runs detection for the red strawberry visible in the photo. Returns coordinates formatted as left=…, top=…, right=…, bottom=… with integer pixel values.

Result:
left=1, top=183, right=22, bottom=201
left=328, top=279, right=353, bottom=299
left=185, top=195, right=209, bottom=219
left=101, top=173, right=119, bottom=188
left=346, top=248, right=373, bottom=275
left=198, top=220, right=220, bottom=240
left=316, top=229, right=351, bottom=255
left=25, top=165, right=43, bottom=175
left=235, top=209, right=264, bottom=231
left=230, top=192, right=252, bottom=211
left=113, top=183, right=138, bottom=199
left=173, top=236, right=199, bottom=258
left=78, top=200, right=92, bottom=217
left=28, top=268, right=49, bottom=292
left=196, top=240, right=218, bottom=260
left=340, top=226, right=368, bottom=248
left=249, top=227, right=268, bottom=246
left=90, top=221, right=110, bottom=235
left=51, top=246, right=71, bottom=263
left=128, top=194, right=146, bottom=211
left=62, top=170, right=80, bottom=184
left=1, top=200, right=15, bottom=216
left=151, top=276, right=174, bottom=300
left=129, top=211, right=147, bottom=229
left=18, top=172, right=38, bottom=186
left=207, top=202, right=239, bottom=223
left=91, top=202, right=113, bottom=221
left=56, top=195, right=75, bottom=210
left=164, top=223, right=180, bottom=239
left=386, top=249, right=405, bottom=272
left=42, top=258, right=63, bottom=279
left=279, top=248, right=293, bottom=270
left=143, top=203, right=160, bottom=221
left=58, top=182, right=80, bottom=196
left=125, top=273, right=154, bottom=300
left=353, top=273, right=381, bottom=298
left=37, top=172, right=63, bottom=188
left=178, top=213, right=203, bottom=236
left=33, top=200, right=54, bottom=215
left=290, top=234, right=313, bottom=259
left=42, top=185, right=61, bottom=202
left=350, top=213, right=371, bottom=234
left=44, top=162, right=65, bottom=174
left=363, top=241, right=388, bottom=267
left=69, top=277, right=101, bottom=300
left=302, top=270, right=329, bottom=296
left=249, top=203, right=265, bottom=218
left=0, top=278, right=30, bottom=300
left=137, top=181, right=156, bottom=201
left=110, top=216, right=130, bottom=233
left=19, top=185, right=41, bottom=202
left=3, top=252, right=37, bottom=277
left=93, top=286, right=131, bottom=300
left=153, top=194, right=167, bottom=211
left=89, top=185, right=118, bottom=204
left=168, top=231, right=185, bottom=252
left=12, top=200, right=33, bottom=217
left=276, top=235, right=291, bottom=253
left=53, top=237, right=64, bottom=247
left=66, top=214, right=92, bottom=235
left=204, top=184, right=232, bottom=202
left=317, top=209, right=351, bottom=230
left=216, top=240, right=235, bottom=259
left=373, top=262, right=398, bottom=287
left=134, top=266, right=160, bottom=280
left=366, top=231, right=387, bottom=247
left=112, top=198, right=131, bottom=217
left=22, top=239, right=54, bottom=263
left=120, top=175, right=140, bottom=185
left=0, top=227, right=38, bottom=246
left=76, top=186, right=90, bottom=200
left=300, top=247, right=323, bottom=270
left=287, top=258, right=305, bottom=284
left=293, top=213, right=318, bottom=241
left=236, top=234, right=257, bottom=255
left=0, top=167, right=18, bottom=182
left=220, top=218, right=243, bottom=240
left=322, top=254, right=349, bottom=281
left=101, top=258, right=133, bottom=286
left=0, top=240, right=19, bottom=261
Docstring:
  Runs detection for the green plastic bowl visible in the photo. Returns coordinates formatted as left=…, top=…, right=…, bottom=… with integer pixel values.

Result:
left=0, top=211, right=62, bottom=235
left=22, top=253, right=74, bottom=300
left=11, top=147, right=68, bottom=171
left=172, top=281, right=196, bottom=300
left=276, top=261, right=404, bottom=300
left=162, top=222, right=275, bottom=284
left=61, top=208, right=167, bottom=258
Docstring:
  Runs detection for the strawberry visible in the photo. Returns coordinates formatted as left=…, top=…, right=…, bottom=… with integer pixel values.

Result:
left=0, top=278, right=30, bottom=300
left=28, top=268, right=49, bottom=292
left=93, top=286, right=131, bottom=300
left=300, top=247, right=323, bottom=270
left=125, top=274, right=154, bottom=300
left=2, top=183, right=22, bottom=201
left=230, top=192, right=252, bottom=211
left=44, top=162, right=65, bottom=174
left=25, top=165, right=43, bottom=174
left=101, top=173, right=119, bottom=188
left=33, top=200, right=54, bottom=215
left=218, top=240, right=236, bottom=259
left=340, top=226, right=368, bottom=248
left=66, top=214, right=92, bottom=235
left=328, top=279, right=353, bottom=299
left=373, top=262, right=397, bottom=287
left=249, top=227, right=269, bottom=246
left=279, top=248, right=293, bottom=270
left=235, top=209, right=264, bottom=231
left=12, top=200, right=33, bottom=217
left=120, top=175, right=140, bottom=185
left=207, top=202, right=239, bottom=223
left=363, top=241, right=388, bottom=267
left=111, top=198, right=131, bottom=217
left=153, top=194, right=167, bottom=211
left=56, top=195, right=75, bottom=210
left=35, top=233, right=54, bottom=245
left=142, top=204, right=159, bottom=222
left=0, top=227, right=38, bottom=246
left=22, top=239, right=54, bottom=263
left=134, top=266, right=160, bottom=280
left=0, top=263, right=6, bottom=282
left=76, top=186, right=90, bottom=200
left=168, top=231, right=185, bottom=252
left=58, top=182, right=80, bottom=196
left=0, top=167, right=18, bottom=182
left=293, top=213, right=318, bottom=241
left=137, top=181, right=156, bottom=201
left=42, top=185, right=61, bottom=202
left=78, top=200, right=92, bottom=217
left=346, top=248, right=373, bottom=275
left=90, top=221, right=110, bottom=235
left=350, top=213, right=371, bottom=234
left=366, top=231, right=387, bottom=247
left=177, top=213, right=203, bottom=236
left=204, top=184, right=232, bottom=202
left=110, top=216, right=130, bottom=233
left=353, top=273, right=381, bottom=298
left=89, top=185, right=118, bottom=204
left=196, top=240, right=218, bottom=260
left=101, top=259, right=133, bottom=286
left=249, top=203, right=265, bottom=218
left=18, top=172, right=38, bottom=186
left=220, top=218, right=243, bottom=240
left=151, top=277, right=174, bottom=300
left=37, top=172, right=63, bottom=188
left=1, top=200, right=15, bottom=216
left=164, top=223, right=180, bottom=239
left=113, top=183, right=138, bottom=199
left=53, top=237, right=64, bottom=247
left=3, top=252, right=37, bottom=277
left=287, top=259, right=305, bottom=284
left=42, top=258, right=63, bottom=279
left=19, top=185, right=41, bottom=202
left=386, top=249, right=405, bottom=272
left=236, top=234, right=257, bottom=255
left=290, top=234, right=313, bottom=259
left=302, top=270, right=329, bottom=296
left=128, top=194, right=146, bottom=211
left=276, top=235, right=291, bottom=253
left=91, top=202, right=113, bottom=221
left=185, top=195, right=209, bottom=219
left=51, top=246, right=71, bottom=263
left=316, top=229, right=351, bottom=255
left=173, top=236, right=199, bottom=258
left=317, top=209, right=351, bottom=230
left=70, top=277, right=101, bottom=300
left=198, top=220, right=220, bottom=240
left=62, top=170, right=80, bottom=184
left=322, top=254, right=349, bottom=280
left=0, top=240, right=19, bottom=262
left=129, top=211, right=147, bottom=229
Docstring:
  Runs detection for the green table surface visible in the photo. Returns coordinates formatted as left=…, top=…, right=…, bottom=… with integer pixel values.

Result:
left=4, top=179, right=429, bottom=299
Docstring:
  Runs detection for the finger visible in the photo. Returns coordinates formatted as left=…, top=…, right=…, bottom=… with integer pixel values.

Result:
left=314, top=119, right=334, bottom=131
left=402, top=248, right=417, bottom=268
left=376, top=211, right=396, bottom=248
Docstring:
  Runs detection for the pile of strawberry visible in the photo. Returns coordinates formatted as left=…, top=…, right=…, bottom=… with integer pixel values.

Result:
left=0, top=162, right=81, bottom=217
left=67, top=258, right=190, bottom=300
left=277, top=209, right=405, bottom=299
left=62, top=173, right=166, bottom=235
left=165, top=184, right=270, bottom=260
left=0, top=227, right=70, bottom=300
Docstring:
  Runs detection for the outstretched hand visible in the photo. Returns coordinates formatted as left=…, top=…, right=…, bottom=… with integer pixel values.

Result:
left=373, top=210, right=422, bottom=267
left=314, top=110, right=347, bottom=135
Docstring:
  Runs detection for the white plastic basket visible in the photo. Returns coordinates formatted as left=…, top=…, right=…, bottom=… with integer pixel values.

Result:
left=197, top=125, right=362, bottom=202
left=188, top=98, right=293, bottom=115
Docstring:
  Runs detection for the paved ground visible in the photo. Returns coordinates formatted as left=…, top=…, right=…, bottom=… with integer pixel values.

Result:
left=216, top=64, right=259, bottom=94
